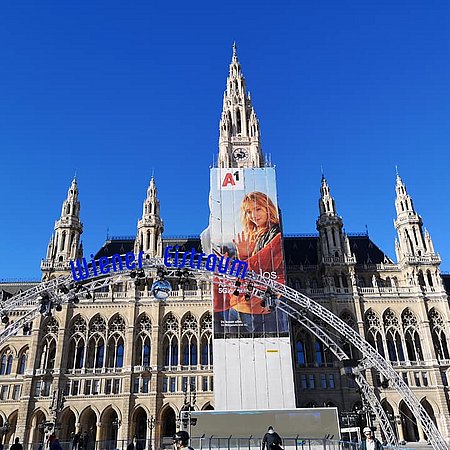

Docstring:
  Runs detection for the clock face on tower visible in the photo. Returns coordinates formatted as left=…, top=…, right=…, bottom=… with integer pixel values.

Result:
left=232, top=147, right=249, bottom=162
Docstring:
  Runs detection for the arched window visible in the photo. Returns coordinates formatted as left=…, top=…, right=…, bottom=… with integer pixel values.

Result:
left=200, top=334, right=212, bottom=366
left=426, top=270, right=433, bottom=287
left=18, top=354, right=27, bottom=374
left=429, top=309, right=450, bottom=360
left=0, top=355, right=6, bottom=375
left=418, top=270, right=425, bottom=287
left=163, top=314, right=179, bottom=368
left=75, top=342, right=85, bottom=368
left=182, top=337, right=198, bottom=366
left=143, top=342, right=151, bottom=366
left=107, top=336, right=124, bottom=368
left=315, top=341, right=325, bottom=365
left=96, top=343, right=104, bottom=368
left=86, top=335, right=105, bottom=369
left=365, top=310, right=384, bottom=357
left=402, top=309, right=423, bottom=362
left=135, top=314, right=152, bottom=367
left=383, top=309, right=404, bottom=363
left=164, top=337, right=178, bottom=367
left=116, top=343, right=124, bottom=368
left=296, top=340, right=306, bottom=366
left=236, top=109, right=242, bottom=134
left=6, top=355, right=13, bottom=374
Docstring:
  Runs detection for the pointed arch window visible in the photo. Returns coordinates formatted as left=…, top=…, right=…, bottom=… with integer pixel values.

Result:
left=116, top=343, right=124, bottom=368
left=107, top=336, right=124, bottom=368
left=429, top=309, right=450, bottom=360
left=6, top=355, right=13, bottom=375
left=315, top=341, right=325, bottom=365
left=39, top=338, right=57, bottom=370
left=0, top=355, right=6, bottom=375
left=236, top=109, right=242, bottom=134
left=164, top=336, right=178, bottom=367
left=426, top=270, right=434, bottom=287
left=75, top=342, right=85, bottom=368
left=61, top=231, right=66, bottom=251
left=143, top=341, right=151, bottom=366
left=96, top=342, right=104, bottom=368
left=182, top=336, right=198, bottom=366
left=402, top=309, right=423, bottom=362
left=200, top=333, right=212, bottom=366
left=86, top=336, right=105, bottom=368
left=18, top=353, right=27, bottom=374
left=296, top=340, right=306, bottom=366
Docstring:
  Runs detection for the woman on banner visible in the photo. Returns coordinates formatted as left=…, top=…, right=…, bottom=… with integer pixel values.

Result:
left=230, top=191, right=286, bottom=333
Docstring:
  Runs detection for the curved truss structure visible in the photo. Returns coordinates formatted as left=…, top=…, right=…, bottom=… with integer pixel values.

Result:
left=0, top=257, right=448, bottom=450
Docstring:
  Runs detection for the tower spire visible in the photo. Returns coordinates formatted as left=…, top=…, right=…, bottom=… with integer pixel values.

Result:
left=134, top=177, right=164, bottom=258
left=232, top=41, right=237, bottom=60
left=217, top=44, right=264, bottom=169
left=41, top=178, right=83, bottom=281
left=316, top=176, right=353, bottom=261
left=394, top=174, right=439, bottom=264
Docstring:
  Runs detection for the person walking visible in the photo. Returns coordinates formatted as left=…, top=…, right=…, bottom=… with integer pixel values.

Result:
left=359, top=427, right=383, bottom=450
left=172, top=431, right=194, bottom=450
left=10, top=438, right=24, bottom=450
left=71, top=432, right=81, bottom=450
left=127, top=436, right=142, bottom=450
left=262, top=426, right=283, bottom=450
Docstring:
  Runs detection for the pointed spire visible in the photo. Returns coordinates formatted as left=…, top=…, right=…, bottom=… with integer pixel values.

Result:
left=217, top=44, right=264, bottom=168
left=319, top=176, right=337, bottom=216
left=394, top=174, right=439, bottom=264
left=41, top=178, right=83, bottom=280
left=316, top=176, right=350, bottom=262
left=135, top=177, right=164, bottom=257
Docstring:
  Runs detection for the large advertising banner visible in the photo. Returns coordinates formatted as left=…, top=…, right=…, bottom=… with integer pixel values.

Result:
left=205, top=167, right=289, bottom=338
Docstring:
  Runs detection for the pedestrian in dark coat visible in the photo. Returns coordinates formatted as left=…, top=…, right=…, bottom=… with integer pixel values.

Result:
left=262, top=426, right=283, bottom=450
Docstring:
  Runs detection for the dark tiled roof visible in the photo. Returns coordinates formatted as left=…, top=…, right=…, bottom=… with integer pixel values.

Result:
left=284, top=236, right=319, bottom=266
left=349, top=236, right=394, bottom=265
left=93, top=239, right=135, bottom=259
left=0, top=282, right=39, bottom=300
left=441, top=274, right=450, bottom=294
left=93, top=234, right=392, bottom=267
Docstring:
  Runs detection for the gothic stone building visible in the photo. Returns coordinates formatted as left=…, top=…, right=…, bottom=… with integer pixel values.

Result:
left=1, top=47, right=450, bottom=447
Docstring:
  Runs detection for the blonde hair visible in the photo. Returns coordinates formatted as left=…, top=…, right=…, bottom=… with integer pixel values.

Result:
left=240, top=191, right=279, bottom=244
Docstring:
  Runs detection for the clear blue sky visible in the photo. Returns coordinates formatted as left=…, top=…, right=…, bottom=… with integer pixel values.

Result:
left=1, top=0, right=450, bottom=280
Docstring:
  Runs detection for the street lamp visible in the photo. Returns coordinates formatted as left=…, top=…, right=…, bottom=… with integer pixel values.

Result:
left=112, top=418, right=121, bottom=446
left=147, top=416, right=155, bottom=450
left=180, top=380, right=197, bottom=440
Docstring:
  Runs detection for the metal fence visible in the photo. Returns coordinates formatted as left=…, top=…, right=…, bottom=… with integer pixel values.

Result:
left=5, top=438, right=404, bottom=450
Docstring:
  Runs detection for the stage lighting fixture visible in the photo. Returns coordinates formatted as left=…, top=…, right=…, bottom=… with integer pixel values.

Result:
left=85, top=291, right=92, bottom=299
left=59, top=286, right=70, bottom=294
left=1, top=314, right=9, bottom=324
left=130, top=270, right=137, bottom=278
left=55, top=303, right=63, bottom=312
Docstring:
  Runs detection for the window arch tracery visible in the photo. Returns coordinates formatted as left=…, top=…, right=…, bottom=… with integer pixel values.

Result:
left=365, top=310, right=384, bottom=358
left=383, top=309, right=404, bottom=363
left=135, top=314, right=152, bottom=367
left=402, top=309, right=423, bottom=362
left=429, top=308, right=450, bottom=360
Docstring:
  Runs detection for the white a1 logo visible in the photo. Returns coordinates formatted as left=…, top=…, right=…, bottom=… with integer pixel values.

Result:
left=218, top=169, right=244, bottom=190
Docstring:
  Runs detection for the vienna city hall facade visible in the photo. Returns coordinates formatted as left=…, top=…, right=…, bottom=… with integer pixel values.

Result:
left=1, top=47, right=450, bottom=448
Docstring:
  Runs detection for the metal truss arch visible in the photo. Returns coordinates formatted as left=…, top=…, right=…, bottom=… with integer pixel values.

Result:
left=0, top=258, right=448, bottom=450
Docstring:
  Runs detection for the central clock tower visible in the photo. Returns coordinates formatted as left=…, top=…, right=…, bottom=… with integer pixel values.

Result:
left=218, top=43, right=264, bottom=169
